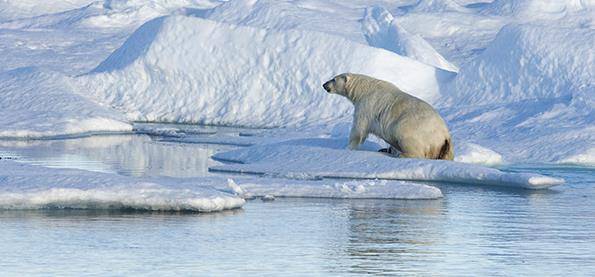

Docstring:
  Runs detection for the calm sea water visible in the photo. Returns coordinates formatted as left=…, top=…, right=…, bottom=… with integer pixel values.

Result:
left=0, top=130, right=594, bottom=276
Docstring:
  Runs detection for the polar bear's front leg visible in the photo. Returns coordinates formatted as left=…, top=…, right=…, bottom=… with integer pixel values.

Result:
left=348, top=112, right=369, bottom=150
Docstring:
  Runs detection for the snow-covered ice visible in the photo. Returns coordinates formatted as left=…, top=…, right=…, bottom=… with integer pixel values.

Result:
left=0, top=159, right=443, bottom=211
left=0, top=160, right=244, bottom=212
left=237, top=178, right=443, bottom=200
left=211, top=138, right=564, bottom=189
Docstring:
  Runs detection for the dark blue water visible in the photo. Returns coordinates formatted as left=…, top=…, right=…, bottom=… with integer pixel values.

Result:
left=0, top=131, right=593, bottom=276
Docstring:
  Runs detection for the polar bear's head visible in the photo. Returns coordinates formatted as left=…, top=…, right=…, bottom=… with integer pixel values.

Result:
left=322, top=73, right=352, bottom=96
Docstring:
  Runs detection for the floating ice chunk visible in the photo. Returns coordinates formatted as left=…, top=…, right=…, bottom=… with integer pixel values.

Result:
left=211, top=138, right=564, bottom=189
left=0, top=183, right=242, bottom=212
left=261, top=195, right=275, bottom=202
left=0, top=158, right=442, bottom=211
left=237, top=179, right=443, bottom=200
left=0, top=160, right=244, bottom=212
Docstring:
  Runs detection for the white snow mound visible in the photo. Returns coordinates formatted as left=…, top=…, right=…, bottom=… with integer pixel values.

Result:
left=202, top=0, right=371, bottom=43
left=398, top=0, right=469, bottom=13
left=0, top=68, right=132, bottom=139
left=483, top=0, right=593, bottom=20
left=0, top=0, right=94, bottom=21
left=448, top=23, right=594, bottom=105
left=558, top=147, right=595, bottom=166
left=455, top=142, right=504, bottom=165
left=0, top=0, right=222, bottom=29
left=76, top=15, right=442, bottom=127
left=362, top=6, right=459, bottom=72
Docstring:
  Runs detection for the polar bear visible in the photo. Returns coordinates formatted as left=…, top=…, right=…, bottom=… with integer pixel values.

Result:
left=322, top=73, right=453, bottom=160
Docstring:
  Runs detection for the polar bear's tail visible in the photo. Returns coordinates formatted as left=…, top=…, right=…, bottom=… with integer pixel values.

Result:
left=438, top=138, right=454, bottom=160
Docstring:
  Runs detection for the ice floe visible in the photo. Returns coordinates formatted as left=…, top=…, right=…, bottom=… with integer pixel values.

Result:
left=236, top=179, right=443, bottom=200
left=0, top=160, right=244, bottom=212
left=0, top=160, right=443, bottom=211
left=211, top=138, right=564, bottom=189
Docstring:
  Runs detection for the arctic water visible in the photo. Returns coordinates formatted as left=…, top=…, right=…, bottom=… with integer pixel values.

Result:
left=1, top=131, right=593, bottom=276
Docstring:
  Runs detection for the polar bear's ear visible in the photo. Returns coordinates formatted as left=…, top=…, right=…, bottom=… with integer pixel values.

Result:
left=343, top=73, right=351, bottom=83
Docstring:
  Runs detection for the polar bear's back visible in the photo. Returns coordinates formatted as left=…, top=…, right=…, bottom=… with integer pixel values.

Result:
left=388, top=95, right=449, bottom=141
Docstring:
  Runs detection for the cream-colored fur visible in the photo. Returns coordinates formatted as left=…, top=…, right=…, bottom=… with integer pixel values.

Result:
left=323, top=73, right=454, bottom=160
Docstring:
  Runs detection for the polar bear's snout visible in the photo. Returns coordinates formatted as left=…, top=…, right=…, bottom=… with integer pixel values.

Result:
left=322, top=81, right=332, bottom=92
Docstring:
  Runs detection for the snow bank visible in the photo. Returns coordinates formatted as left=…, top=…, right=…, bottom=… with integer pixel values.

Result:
left=447, top=23, right=594, bottom=105
left=76, top=15, right=441, bottom=127
left=82, top=0, right=222, bottom=28
left=211, top=138, right=564, bottom=189
left=454, top=142, right=503, bottom=165
left=397, top=0, right=469, bottom=13
left=559, top=147, right=595, bottom=166
left=444, top=102, right=595, bottom=164
left=201, top=0, right=372, bottom=43
left=483, top=0, right=593, bottom=20
left=0, top=67, right=132, bottom=139
left=0, top=0, right=222, bottom=29
left=0, top=160, right=244, bottom=212
left=440, top=22, right=594, bottom=164
left=362, top=6, right=459, bottom=72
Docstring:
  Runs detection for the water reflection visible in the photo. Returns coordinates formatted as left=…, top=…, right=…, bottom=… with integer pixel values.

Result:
left=0, top=193, right=594, bottom=275
left=0, top=134, right=231, bottom=177
left=327, top=171, right=595, bottom=275
left=340, top=200, right=445, bottom=275
left=0, top=207, right=245, bottom=221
